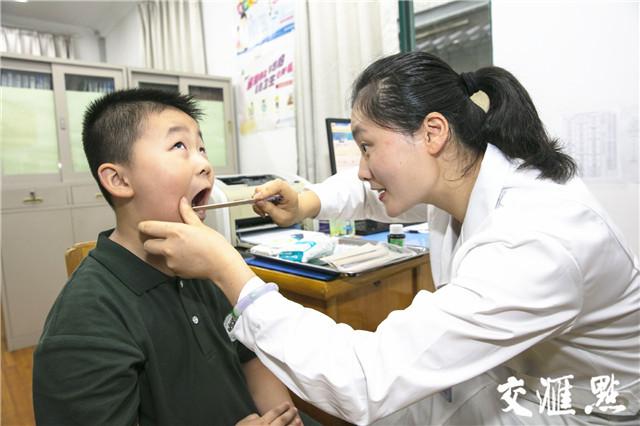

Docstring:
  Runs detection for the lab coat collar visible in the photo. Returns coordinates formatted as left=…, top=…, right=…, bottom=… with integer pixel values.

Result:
left=461, top=144, right=520, bottom=241
left=425, top=144, right=520, bottom=288
left=429, top=144, right=521, bottom=288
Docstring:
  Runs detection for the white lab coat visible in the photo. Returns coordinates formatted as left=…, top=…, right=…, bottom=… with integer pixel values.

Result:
left=233, top=144, right=640, bottom=425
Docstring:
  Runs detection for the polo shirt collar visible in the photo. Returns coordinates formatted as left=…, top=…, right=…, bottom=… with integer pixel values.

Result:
left=90, top=230, right=177, bottom=295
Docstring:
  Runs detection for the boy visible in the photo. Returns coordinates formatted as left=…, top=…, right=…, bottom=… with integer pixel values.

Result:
left=33, top=89, right=303, bottom=426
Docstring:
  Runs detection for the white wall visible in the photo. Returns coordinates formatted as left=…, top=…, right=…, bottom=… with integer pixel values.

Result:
left=201, top=0, right=298, bottom=177
left=104, top=8, right=144, bottom=68
left=492, top=0, right=639, bottom=255
left=201, top=0, right=236, bottom=78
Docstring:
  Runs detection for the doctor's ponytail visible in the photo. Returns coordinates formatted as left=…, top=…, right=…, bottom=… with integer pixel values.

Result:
left=468, top=67, right=576, bottom=182
left=351, top=52, right=576, bottom=183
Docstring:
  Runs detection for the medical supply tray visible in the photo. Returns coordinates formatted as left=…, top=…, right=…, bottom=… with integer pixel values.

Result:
left=249, top=237, right=427, bottom=277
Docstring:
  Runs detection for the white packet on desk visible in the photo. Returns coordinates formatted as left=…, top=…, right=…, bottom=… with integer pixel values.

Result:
left=249, top=232, right=336, bottom=263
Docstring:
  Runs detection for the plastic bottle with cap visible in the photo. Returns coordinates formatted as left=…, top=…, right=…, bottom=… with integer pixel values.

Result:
left=387, top=224, right=405, bottom=247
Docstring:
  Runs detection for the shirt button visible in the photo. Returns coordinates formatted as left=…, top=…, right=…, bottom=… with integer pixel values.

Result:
left=179, top=281, right=184, bottom=288
left=192, top=315, right=199, bottom=325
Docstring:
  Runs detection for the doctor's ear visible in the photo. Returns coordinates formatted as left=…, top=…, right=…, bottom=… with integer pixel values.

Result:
left=420, top=112, right=450, bottom=155
left=97, top=163, right=134, bottom=199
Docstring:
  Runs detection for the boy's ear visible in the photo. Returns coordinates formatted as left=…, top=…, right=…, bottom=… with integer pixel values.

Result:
left=420, top=112, right=450, bottom=156
left=97, top=163, right=134, bottom=200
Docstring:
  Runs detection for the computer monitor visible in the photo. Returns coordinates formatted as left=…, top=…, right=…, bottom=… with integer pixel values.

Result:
left=325, top=118, right=361, bottom=175
left=325, top=118, right=389, bottom=235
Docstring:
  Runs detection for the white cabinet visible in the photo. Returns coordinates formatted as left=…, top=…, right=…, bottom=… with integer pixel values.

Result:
left=1, top=188, right=74, bottom=350
left=1, top=56, right=126, bottom=350
left=1, top=184, right=116, bottom=350
left=70, top=183, right=115, bottom=242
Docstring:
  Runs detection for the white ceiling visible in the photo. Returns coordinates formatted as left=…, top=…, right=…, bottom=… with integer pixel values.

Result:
left=1, top=0, right=138, bottom=35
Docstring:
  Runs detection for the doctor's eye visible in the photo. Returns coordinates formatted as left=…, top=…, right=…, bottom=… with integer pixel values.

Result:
left=358, top=143, right=369, bottom=154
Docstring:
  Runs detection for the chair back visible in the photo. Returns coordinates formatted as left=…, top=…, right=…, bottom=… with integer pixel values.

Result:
left=65, top=241, right=96, bottom=277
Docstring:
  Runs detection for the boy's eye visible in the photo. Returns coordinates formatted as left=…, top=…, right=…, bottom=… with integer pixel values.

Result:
left=199, top=146, right=207, bottom=154
left=173, top=141, right=186, bottom=150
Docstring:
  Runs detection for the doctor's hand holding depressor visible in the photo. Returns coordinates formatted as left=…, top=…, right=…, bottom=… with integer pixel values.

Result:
left=138, top=197, right=255, bottom=304
left=252, top=178, right=321, bottom=227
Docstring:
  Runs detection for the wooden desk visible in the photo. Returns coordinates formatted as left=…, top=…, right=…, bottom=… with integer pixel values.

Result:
left=248, top=254, right=434, bottom=425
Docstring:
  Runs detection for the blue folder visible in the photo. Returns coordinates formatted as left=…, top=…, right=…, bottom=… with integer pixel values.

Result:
left=245, top=256, right=339, bottom=281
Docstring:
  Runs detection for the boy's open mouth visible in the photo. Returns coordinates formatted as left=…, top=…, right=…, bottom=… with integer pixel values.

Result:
left=191, top=188, right=211, bottom=208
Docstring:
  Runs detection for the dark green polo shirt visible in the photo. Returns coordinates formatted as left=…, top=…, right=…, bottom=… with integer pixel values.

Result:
left=33, top=230, right=258, bottom=426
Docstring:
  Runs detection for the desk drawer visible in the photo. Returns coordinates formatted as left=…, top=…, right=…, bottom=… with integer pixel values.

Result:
left=1, top=186, right=69, bottom=210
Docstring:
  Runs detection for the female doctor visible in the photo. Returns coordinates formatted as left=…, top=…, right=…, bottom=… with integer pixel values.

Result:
left=139, top=52, right=640, bottom=425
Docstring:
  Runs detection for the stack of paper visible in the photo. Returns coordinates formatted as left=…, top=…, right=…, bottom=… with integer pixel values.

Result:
left=321, top=243, right=411, bottom=274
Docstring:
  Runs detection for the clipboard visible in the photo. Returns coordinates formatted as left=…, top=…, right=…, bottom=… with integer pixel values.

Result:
left=244, top=256, right=340, bottom=281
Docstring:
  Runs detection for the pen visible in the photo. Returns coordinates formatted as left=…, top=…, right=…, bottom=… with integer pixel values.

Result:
left=192, top=194, right=283, bottom=211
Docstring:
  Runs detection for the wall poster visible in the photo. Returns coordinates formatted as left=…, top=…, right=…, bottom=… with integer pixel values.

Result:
left=236, top=0, right=295, bottom=135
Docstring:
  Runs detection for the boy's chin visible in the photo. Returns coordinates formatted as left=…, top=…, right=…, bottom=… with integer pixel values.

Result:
left=142, top=212, right=183, bottom=224
left=138, top=206, right=203, bottom=224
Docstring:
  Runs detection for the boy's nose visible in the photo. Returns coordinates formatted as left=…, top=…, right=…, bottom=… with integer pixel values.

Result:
left=199, top=162, right=212, bottom=177
left=195, top=156, right=213, bottom=177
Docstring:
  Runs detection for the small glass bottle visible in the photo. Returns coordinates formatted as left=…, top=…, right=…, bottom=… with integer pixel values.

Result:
left=387, top=224, right=405, bottom=247
left=329, top=219, right=356, bottom=237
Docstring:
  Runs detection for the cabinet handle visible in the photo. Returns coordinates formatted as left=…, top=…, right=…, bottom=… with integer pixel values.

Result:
left=95, top=193, right=104, bottom=199
left=23, top=191, right=44, bottom=204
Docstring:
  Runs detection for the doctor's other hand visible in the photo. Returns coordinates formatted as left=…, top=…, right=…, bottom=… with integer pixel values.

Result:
left=236, top=402, right=302, bottom=426
left=253, top=179, right=321, bottom=227
left=138, top=197, right=256, bottom=304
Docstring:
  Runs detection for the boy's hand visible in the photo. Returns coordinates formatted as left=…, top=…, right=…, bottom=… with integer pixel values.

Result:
left=139, top=197, right=255, bottom=304
left=253, top=179, right=302, bottom=227
left=236, top=402, right=302, bottom=426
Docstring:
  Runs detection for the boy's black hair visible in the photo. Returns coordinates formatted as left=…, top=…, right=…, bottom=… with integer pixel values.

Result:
left=352, top=51, right=576, bottom=183
left=82, top=88, right=203, bottom=207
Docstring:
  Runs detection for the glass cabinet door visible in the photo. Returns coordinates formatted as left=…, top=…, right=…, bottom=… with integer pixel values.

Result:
left=138, top=81, right=179, bottom=93
left=52, top=64, right=124, bottom=181
left=129, top=70, right=179, bottom=93
left=65, top=74, right=115, bottom=174
left=188, top=85, right=227, bottom=169
left=1, top=67, right=60, bottom=182
left=130, top=70, right=238, bottom=175
left=182, top=79, right=237, bottom=175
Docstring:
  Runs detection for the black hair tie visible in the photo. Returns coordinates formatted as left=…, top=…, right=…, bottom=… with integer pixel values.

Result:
left=460, top=72, right=479, bottom=96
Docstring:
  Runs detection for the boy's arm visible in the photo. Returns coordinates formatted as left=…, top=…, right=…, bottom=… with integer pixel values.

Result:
left=242, top=357, right=301, bottom=420
left=33, top=278, right=144, bottom=426
left=33, top=333, right=143, bottom=425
